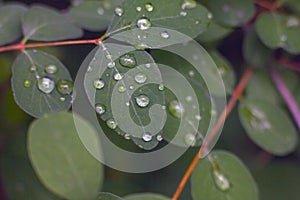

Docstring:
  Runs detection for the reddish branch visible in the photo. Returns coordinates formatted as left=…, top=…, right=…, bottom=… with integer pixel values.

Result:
left=255, top=0, right=279, bottom=11
left=172, top=66, right=254, bottom=200
left=278, top=56, right=300, bottom=73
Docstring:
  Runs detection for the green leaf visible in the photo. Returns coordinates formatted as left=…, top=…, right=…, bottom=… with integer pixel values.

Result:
left=191, top=150, right=258, bottom=200
left=107, top=0, right=211, bottom=39
left=239, top=100, right=298, bottom=156
left=282, top=0, right=300, bottom=15
left=0, top=54, right=12, bottom=84
left=28, top=112, right=103, bottom=200
left=68, top=0, right=121, bottom=31
left=0, top=3, right=27, bottom=46
left=1, top=132, right=61, bottom=200
left=196, top=20, right=232, bottom=42
left=124, top=193, right=171, bottom=200
left=256, top=12, right=300, bottom=54
left=22, top=5, right=83, bottom=42
left=207, top=0, right=255, bottom=27
left=11, top=50, right=73, bottom=118
left=98, top=192, right=123, bottom=200
left=209, top=50, right=235, bottom=94
left=243, top=26, right=272, bottom=68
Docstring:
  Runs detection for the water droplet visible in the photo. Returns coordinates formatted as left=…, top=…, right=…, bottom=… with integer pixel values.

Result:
left=136, top=94, right=150, bottom=107
left=213, top=170, right=230, bottom=191
left=94, top=79, right=105, bottom=89
left=185, top=96, right=192, bottom=102
left=286, top=17, right=299, bottom=27
left=114, top=73, right=123, bottom=81
left=180, top=11, right=187, bottom=16
left=114, top=7, right=124, bottom=16
left=160, top=31, right=170, bottom=39
left=142, top=132, right=152, bottom=142
left=118, top=85, right=126, bottom=93
left=280, top=34, right=287, bottom=42
left=145, top=3, right=154, bottom=12
left=107, top=61, right=116, bottom=68
left=136, top=6, right=142, bottom=12
left=129, top=85, right=134, bottom=90
left=59, top=97, right=66, bottom=102
left=97, top=7, right=104, bottom=15
left=137, top=17, right=151, bottom=30
left=184, top=133, right=196, bottom=146
left=188, top=70, right=195, bottom=77
left=87, top=66, right=92, bottom=72
left=134, top=73, right=147, bottom=84
left=57, top=80, right=73, bottom=95
left=156, top=134, right=163, bottom=141
left=169, top=100, right=184, bottom=119
left=158, top=83, right=164, bottom=91
left=125, top=102, right=130, bottom=106
left=195, top=114, right=202, bottom=121
left=106, top=119, right=117, bottom=129
left=106, top=54, right=112, bottom=59
left=124, top=133, right=131, bottom=140
left=24, top=80, right=31, bottom=88
left=145, top=63, right=151, bottom=68
left=181, top=0, right=197, bottom=10
left=119, top=53, right=136, bottom=68
left=30, top=65, right=37, bottom=72
left=249, top=106, right=271, bottom=131
left=207, top=13, right=213, bottom=19
left=37, top=77, right=55, bottom=94
left=45, top=65, right=58, bottom=74
left=162, top=105, right=166, bottom=110
left=95, top=103, right=106, bottom=115
left=134, top=42, right=150, bottom=50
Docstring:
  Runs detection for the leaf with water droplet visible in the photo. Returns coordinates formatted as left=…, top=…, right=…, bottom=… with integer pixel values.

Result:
left=124, top=193, right=171, bottom=200
left=207, top=0, right=255, bottom=27
left=239, top=100, right=298, bottom=155
left=191, top=150, right=258, bottom=200
left=196, top=19, right=232, bottom=42
left=11, top=50, right=73, bottom=118
left=0, top=3, right=27, bottom=46
left=28, top=112, right=103, bottom=200
left=68, top=0, right=122, bottom=31
left=22, top=5, right=83, bottom=42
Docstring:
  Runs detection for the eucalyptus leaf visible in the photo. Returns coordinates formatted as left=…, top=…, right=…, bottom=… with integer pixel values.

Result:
left=207, top=0, right=255, bottom=27
left=124, top=193, right=171, bottom=200
left=98, top=192, right=124, bottom=200
left=11, top=50, right=73, bottom=118
left=22, top=5, right=83, bottom=42
left=28, top=112, right=103, bottom=200
left=191, top=150, right=258, bottom=200
left=239, top=100, right=298, bottom=156
left=196, top=20, right=232, bottom=43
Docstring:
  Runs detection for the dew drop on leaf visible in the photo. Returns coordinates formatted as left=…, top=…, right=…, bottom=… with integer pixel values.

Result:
left=160, top=31, right=170, bottom=39
left=45, top=64, right=58, bottom=74
left=37, top=77, right=55, bottom=94
left=212, top=170, right=231, bottom=192
left=181, top=0, right=197, bottom=10
left=95, top=103, right=106, bottom=115
left=195, top=114, right=202, bottom=121
left=94, top=79, right=105, bottom=90
left=107, top=61, right=116, bottom=68
left=156, top=134, right=163, bottom=141
left=97, top=7, right=104, bottom=15
left=124, top=133, right=131, bottom=140
left=136, top=6, right=142, bottom=12
left=119, top=53, right=136, bottom=68
left=184, top=133, right=196, bottom=146
left=114, top=7, right=124, bottom=17
left=135, top=94, right=150, bottom=107
left=137, top=17, right=151, bottom=30
left=145, top=3, right=154, bottom=12
left=280, top=34, right=287, bottom=42
left=59, top=97, right=66, bottom=102
left=30, top=65, right=37, bottom=72
left=142, top=132, right=153, bottom=142
left=168, top=100, right=184, bottom=119
left=207, top=13, right=213, bottom=19
left=57, top=80, right=73, bottom=95
left=158, top=83, right=164, bottom=91
left=113, top=73, right=123, bottom=81
left=118, top=85, right=126, bottom=93
left=106, top=119, right=117, bottom=129
left=134, top=73, right=147, bottom=84
left=24, top=80, right=31, bottom=88
left=180, top=11, right=187, bottom=16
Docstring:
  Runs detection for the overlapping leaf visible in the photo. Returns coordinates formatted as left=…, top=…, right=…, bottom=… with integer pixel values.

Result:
left=124, top=193, right=171, bottom=200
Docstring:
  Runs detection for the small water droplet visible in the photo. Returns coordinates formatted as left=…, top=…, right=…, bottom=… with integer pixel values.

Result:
left=137, top=17, right=151, bottom=30
left=124, top=133, right=131, bottom=140
left=145, top=63, right=151, bottom=68
left=134, top=73, right=147, bottom=84
left=125, top=102, right=130, bottom=106
left=37, top=77, right=55, bottom=94
left=136, top=94, right=150, bottom=107
left=97, top=7, right=104, bottom=15
left=184, top=133, right=196, bottom=146
left=142, top=132, right=152, bottom=142
left=156, top=134, right=163, bottom=141
left=134, top=42, right=150, bottom=50
left=129, top=85, right=134, bottom=90
left=136, top=6, right=142, bottom=12
left=158, top=83, right=164, bottom=91
left=145, top=3, right=154, bottom=12
left=30, top=65, right=37, bottom=72
left=160, top=31, right=170, bottom=39
left=195, top=114, right=202, bottom=121
left=114, top=7, right=124, bottom=16
left=181, top=0, right=197, bottom=10
left=59, top=97, right=66, bottom=102
left=106, top=119, right=117, bottom=129
left=180, top=11, right=187, bottom=16
left=95, top=103, right=106, bottom=115
left=207, top=13, right=213, bottom=19
left=280, top=34, right=287, bottom=42
left=114, top=73, right=123, bottom=81
left=24, top=80, right=31, bottom=88
left=213, top=170, right=230, bottom=191
left=185, top=96, right=192, bottom=102
left=94, top=79, right=105, bottom=90
left=169, top=100, right=184, bottom=119
left=162, top=105, right=166, bottom=110
left=119, top=53, right=136, bottom=68
left=57, top=80, right=73, bottom=95
left=188, top=70, right=195, bottom=77
left=249, top=106, right=271, bottom=131
left=107, top=61, right=116, bottom=68
left=87, top=66, right=92, bottom=72
left=106, top=54, right=112, bottom=59
left=45, top=64, right=58, bottom=74
left=118, top=85, right=126, bottom=93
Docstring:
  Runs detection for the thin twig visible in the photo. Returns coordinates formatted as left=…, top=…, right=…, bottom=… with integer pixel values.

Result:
left=278, top=56, right=300, bottom=73
left=172, top=66, right=254, bottom=200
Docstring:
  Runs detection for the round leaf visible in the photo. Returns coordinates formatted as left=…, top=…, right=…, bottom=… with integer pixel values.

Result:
left=191, top=150, right=258, bottom=200
left=22, top=5, right=83, bottom=42
left=11, top=50, right=73, bottom=118
left=28, top=112, right=103, bottom=200
left=196, top=20, right=232, bottom=42
left=239, top=100, right=298, bottom=155
left=124, top=193, right=171, bottom=200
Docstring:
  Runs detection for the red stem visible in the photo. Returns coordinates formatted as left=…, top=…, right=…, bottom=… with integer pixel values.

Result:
left=172, top=66, right=254, bottom=200
left=278, top=56, right=300, bottom=73
left=255, top=0, right=278, bottom=11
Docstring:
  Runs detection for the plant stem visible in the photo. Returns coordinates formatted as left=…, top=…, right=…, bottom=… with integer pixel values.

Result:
left=270, top=66, right=300, bottom=131
left=254, top=0, right=279, bottom=11
left=172, top=66, right=254, bottom=200
left=278, top=56, right=300, bottom=73
left=0, top=39, right=101, bottom=53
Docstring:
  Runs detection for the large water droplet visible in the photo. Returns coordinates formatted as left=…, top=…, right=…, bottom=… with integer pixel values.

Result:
left=145, top=3, right=154, bottom=12
left=160, top=31, right=170, bottom=39
left=45, top=64, right=58, bottom=74
left=106, top=119, right=117, bottom=129
left=95, top=103, right=106, bottom=115
left=114, top=7, right=124, bottom=16
left=114, top=73, right=123, bottom=81
left=142, top=132, right=152, bottom=142
left=37, top=77, right=55, bottom=94
left=136, top=94, right=150, bottom=107
left=184, top=133, right=196, bottom=146
left=94, top=79, right=105, bottom=89
left=134, top=73, right=147, bottom=84
left=119, top=53, right=136, bottom=68
left=181, top=0, right=197, bottom=10
left=137, top=17, right=151, bottom=30
left=57, top=80, right=73, bottom=95
left=169, top=100, right=184, bottom=119
left=24, top=80, right=31, bottom=88
left=213, top=170, right=230, bottom=191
